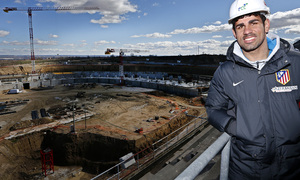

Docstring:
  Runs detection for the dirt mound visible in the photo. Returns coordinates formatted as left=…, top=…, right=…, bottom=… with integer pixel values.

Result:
left=9, top=117, right=54, bottom=131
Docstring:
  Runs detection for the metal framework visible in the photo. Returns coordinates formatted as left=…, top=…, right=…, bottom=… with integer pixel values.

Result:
left=3, top=6, right=99, bottom=74
left=40, top=148, right=54, bottom=176
left=28, top=8, right=35, bottom=73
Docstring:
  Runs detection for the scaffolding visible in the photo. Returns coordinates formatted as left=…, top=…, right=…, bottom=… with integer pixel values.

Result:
left=40, top=148, right=54, bottom=176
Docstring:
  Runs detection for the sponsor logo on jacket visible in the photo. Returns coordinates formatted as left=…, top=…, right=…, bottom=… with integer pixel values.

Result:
left=276, top=69, right=290, bottom=85
left=272, top=69, right=299, bottom=93
left=271, top=86, right=298, bottom=93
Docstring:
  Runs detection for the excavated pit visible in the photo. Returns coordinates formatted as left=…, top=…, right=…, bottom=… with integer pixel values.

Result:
left=0, top=84, right=205, bottom=179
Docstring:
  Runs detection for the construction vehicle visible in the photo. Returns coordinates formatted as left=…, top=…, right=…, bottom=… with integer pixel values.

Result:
left=135, top=127, right=143, bottom=134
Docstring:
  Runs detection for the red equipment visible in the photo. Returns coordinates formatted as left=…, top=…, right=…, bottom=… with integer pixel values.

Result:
left=40, top=148, right=54, bottom=176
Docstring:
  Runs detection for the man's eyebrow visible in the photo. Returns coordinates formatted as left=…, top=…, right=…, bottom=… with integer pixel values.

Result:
left=248, top=19, right=260, bottom=24
left=235, top=22, right=244, bottom=28
left=235, top=19, right=260, bottom=28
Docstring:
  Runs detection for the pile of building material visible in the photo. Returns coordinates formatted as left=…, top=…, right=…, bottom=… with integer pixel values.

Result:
left=0, top=99, right=29, bottom=115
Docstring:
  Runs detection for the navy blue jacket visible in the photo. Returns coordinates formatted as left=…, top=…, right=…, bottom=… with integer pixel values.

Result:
left=206, top=37, right=300, bottom=179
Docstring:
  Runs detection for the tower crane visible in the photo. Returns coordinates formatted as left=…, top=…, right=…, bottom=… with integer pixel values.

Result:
left=105, top=48, right=149, bottom=85
left=3, top=6, right=99, bottom=74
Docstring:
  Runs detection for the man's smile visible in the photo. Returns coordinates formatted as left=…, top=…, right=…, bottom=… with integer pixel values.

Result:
left=243, top=35, right=256, bottom=43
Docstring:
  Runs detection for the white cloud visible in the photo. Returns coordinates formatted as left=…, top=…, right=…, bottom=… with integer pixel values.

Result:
left=226, top=36, right=234, bottom=39
left=80, top=40, right=88, bottom=46
left=91, top=14, right=125, bottom=24
left=212, top=35, right=222, bottom=38
left=284, top=25, right=300, bottom=34
left=214, top=21, right=222, bottom=25
left=138, top=12, right=147, bottom=19
left=294, top=37, right=300, bottom=43
left=1, top=40, right=28, bottom=46
left=269, top=8, right=300, bottom=35
left=35, top=39, right=58, bottom=45
left=123, top=39, right=234, bottom=55
left=281, top=37, right=300, bottom=44
left=1, top=39, right=234, bottom=55
left=94, top=40, right=116, bottom=45
left=80, top=43, right=88, bottom=47
left=165, top=8, right=299, bottom=37
left=153, top=3, right=159, bottom=7
left=49, top=34, right=59, bottom=38
left=0, top=30, right=10, bottom=37
left=35, top=47, right=89, bottom=55
left=38, top=0, right=137, bottom=26
left=131, top=32, right=172, bottom=38
left=170, top=24, right=231, bottom=34
left=63, top=44, right=75, bottom=47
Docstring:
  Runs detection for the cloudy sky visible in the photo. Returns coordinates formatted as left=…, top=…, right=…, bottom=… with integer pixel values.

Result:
left=0, top=0, right=299, bottom=56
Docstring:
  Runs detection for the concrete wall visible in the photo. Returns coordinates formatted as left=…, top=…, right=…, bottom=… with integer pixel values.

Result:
left=0, top=72, right=201, bottom=97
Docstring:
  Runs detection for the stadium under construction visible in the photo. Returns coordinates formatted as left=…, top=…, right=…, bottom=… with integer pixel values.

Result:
left=0, top=55, right=223, bottom=179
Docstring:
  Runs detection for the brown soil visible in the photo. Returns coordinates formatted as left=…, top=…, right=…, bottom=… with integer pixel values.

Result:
left=0, top=83, right=205, bottom=179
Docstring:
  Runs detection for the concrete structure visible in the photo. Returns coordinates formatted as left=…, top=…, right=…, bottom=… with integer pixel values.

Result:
left=0, top=71, right=208, bottom=97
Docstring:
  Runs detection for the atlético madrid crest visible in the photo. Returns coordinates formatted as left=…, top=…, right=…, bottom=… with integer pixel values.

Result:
left=276, top=69, right=290, bottom=85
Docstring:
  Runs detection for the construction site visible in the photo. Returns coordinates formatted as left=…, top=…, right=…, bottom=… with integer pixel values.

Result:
left=0, top=55, right=223, bottom=180
left=2, top=3, right=300, bottom=180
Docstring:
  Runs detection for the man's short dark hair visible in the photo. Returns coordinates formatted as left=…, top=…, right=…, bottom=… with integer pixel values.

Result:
left=232, top=12, right=267, bottom=31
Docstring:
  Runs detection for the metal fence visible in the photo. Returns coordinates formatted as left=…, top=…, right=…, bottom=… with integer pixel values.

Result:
left=91, top=113, right=208, bottom=180
left=175, top=132, right=231, bottom=180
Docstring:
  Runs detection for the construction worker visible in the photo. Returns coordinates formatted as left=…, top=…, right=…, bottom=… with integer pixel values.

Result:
left=205, top=0, right=300, bottom=179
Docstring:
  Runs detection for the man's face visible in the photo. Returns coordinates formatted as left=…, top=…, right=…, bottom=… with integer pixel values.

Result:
left=232, top=14, right=270, bottom=52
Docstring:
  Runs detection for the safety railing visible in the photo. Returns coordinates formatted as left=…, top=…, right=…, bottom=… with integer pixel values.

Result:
left=175, top=132, right=231, bottom=180
left=91, top=113, right=208, bottom=180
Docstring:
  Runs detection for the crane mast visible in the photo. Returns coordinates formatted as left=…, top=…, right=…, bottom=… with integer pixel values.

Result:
left=3, top=6, right=99, bottom=74
left=28, top=8, right=35, bottom=73
left=105, top=48, right=149, bottom=85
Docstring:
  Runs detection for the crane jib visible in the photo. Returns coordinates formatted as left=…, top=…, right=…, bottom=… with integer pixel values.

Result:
left=3, top=7, right=99, bottom=12
left=2, top=6, right=100, bottom=74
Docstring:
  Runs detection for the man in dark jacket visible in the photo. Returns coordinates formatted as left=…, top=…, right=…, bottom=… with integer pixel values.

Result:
left=205, top=0, right=300, bottom=179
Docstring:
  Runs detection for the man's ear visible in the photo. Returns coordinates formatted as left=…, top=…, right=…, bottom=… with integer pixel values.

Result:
left=264, top=19, right=270, bottom=33
left=232, top=28, right=237, bottom=39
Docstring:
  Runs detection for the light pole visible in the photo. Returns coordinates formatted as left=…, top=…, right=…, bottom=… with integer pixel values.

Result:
left=70, top=100, right=78, bottom=133
left=82, top=104, right=87, bottom=129
left=72, top=102, right=76, bottom=133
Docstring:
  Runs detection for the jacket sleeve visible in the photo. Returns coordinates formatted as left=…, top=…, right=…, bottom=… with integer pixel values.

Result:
left=205, top=66, right=236, bottom=134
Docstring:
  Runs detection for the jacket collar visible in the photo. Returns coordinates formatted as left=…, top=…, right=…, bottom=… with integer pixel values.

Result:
left=226, top=33, right=291, bottom=72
